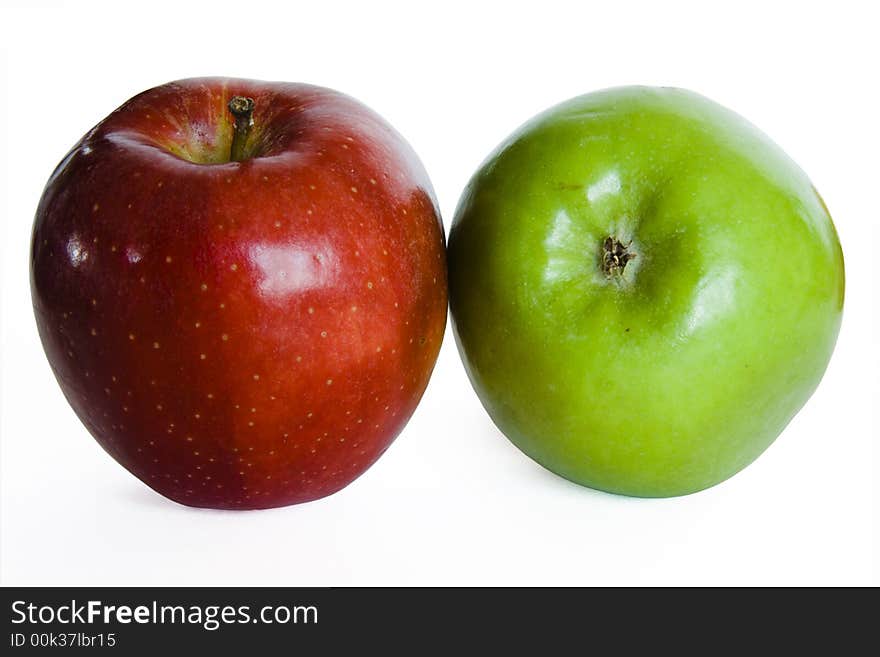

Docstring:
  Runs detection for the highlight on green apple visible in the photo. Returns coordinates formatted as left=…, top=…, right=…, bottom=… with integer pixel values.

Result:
left=448, top=86, right=844, bottom=497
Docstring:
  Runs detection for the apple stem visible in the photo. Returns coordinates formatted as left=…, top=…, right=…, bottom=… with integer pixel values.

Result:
left=228, top=96, right=255, bottom=162
left=602, top=236, right=637, bottom=277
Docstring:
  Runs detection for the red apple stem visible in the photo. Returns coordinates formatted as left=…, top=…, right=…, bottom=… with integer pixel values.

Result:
left=228, top=96, right=255, bottom=162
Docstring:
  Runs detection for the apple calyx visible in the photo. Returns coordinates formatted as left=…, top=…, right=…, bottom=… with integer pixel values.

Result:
left=601, top=236, right=637, bottom=277
left=227, top=96, right=256, bottom=162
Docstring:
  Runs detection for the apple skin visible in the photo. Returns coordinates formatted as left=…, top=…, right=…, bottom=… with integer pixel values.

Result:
left=31, top=78, right=447, bottom=509
left=449, top=87, right=844, bottom=497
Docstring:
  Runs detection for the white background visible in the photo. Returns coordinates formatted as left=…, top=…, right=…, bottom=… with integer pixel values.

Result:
left=1, top=0, right=877, bottom=586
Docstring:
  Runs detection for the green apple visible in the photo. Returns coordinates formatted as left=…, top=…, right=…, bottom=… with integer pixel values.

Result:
left=448, top=87, right=844, bottom=497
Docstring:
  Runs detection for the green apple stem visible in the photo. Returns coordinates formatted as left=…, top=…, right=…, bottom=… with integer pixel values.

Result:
left=602, top=236, right=637, bottom=277
left=228, top=96, right=255, bottom=162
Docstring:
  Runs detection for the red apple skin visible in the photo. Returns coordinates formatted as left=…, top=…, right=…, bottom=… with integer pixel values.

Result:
left=31, top=78, right=447, bottom=510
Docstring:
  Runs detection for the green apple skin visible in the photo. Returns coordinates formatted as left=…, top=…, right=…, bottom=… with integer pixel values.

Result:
left=448, top=87, right=844, bottom=497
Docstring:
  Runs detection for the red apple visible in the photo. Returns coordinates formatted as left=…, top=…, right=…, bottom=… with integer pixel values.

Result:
left=30, top=77, right=447, bottom=509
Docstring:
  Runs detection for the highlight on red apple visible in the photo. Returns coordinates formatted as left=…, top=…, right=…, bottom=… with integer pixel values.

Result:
left=448, top=86, right=844, bottom=498
left=30, top=77, right=448, bottom=510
